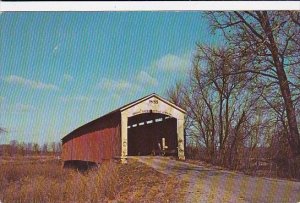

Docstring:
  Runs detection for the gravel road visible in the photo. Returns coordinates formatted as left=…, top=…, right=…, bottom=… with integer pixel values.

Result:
left=130, top=156, right=300, bottom=203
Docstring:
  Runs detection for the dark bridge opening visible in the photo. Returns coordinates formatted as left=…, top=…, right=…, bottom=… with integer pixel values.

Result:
left=127, top=113, right=178, bottom=156
left=63, top=160, right=98, bottom=171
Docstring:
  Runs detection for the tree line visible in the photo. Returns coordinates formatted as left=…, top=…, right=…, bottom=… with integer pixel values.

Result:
left=0, top=140, right=62, bottom=157
left=167, top=11, right=300, bottom=179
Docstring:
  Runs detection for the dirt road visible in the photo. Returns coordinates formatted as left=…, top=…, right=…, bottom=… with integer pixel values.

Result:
left=130, top=156, right=300, bottom=203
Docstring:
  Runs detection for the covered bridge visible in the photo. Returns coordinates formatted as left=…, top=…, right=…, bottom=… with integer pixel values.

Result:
left=62, top=93, right=186, bottom=165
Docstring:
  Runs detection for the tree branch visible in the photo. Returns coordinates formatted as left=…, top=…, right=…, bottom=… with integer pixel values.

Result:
left=234, top=11, right=265, bottom=41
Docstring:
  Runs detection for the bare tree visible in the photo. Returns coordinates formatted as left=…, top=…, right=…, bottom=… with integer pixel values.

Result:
left=32, top=143, right=40, bottom=155
left=50, top=142, right=56, bottom=155
left=10, top=140, right=18, bottom=156
left=167, top=45, right=260, bottom=167
left=165, top=11, right=300, bottom=178
left=206, top=11, right=300, bottom=157
left=26, top=143, right=33, bottom=156
left=17, top=142, right=26, bottom=156
left=42, top=143, right=48, bottom=155
left=55, top=142, right=62, bottom=155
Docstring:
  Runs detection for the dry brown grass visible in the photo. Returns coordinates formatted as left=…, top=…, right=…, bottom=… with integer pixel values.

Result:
left=0, top=156, right=184, bottom=203
left=0, top=157, right=118, bottom=202
left=117, top=159, right=186, bottom=202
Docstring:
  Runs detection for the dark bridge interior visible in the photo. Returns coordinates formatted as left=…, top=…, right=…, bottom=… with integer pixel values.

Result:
left=127, top=113, right=178, bottom=156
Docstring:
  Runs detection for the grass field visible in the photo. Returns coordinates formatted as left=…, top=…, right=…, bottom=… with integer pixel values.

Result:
left=0, top=156, right=185, bottom=203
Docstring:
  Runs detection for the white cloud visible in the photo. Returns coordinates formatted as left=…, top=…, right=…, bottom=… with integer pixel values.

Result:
left=98, top=78, right=139, bottom=91
left=53, top=44, right=59, bottom=53
left=3, top=75, right=59, bottom=91
left=63, top=74, right=73, bottom=82
left=60, top=96, right=93, bottom=103
left=137, top=71, right=158, bottom=86
left=152, top=52, right=192, bottom=72
left=2, top=103, right=35, bottom=113
left=15, top=103, right=35, bottom=112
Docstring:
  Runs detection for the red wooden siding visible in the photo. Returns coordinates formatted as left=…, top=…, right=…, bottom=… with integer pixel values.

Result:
left=62, top=112, right=121, bottom=163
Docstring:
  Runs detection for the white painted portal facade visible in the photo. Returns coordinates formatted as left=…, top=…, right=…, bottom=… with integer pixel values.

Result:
left=120, top=94, right=186, bottom=161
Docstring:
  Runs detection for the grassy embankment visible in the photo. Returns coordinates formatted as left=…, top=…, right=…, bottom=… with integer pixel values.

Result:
left=0, top=156, right=185, bottom=203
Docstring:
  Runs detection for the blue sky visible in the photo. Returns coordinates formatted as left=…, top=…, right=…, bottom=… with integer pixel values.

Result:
left=0, top=12, right=222, bottom=144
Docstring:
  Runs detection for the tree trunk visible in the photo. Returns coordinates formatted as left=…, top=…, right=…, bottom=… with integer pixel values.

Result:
left=259, top=11, right=300, bottom=156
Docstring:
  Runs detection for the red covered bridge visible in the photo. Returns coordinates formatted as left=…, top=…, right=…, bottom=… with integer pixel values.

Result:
left=61, top=93, right=186, bottom=165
